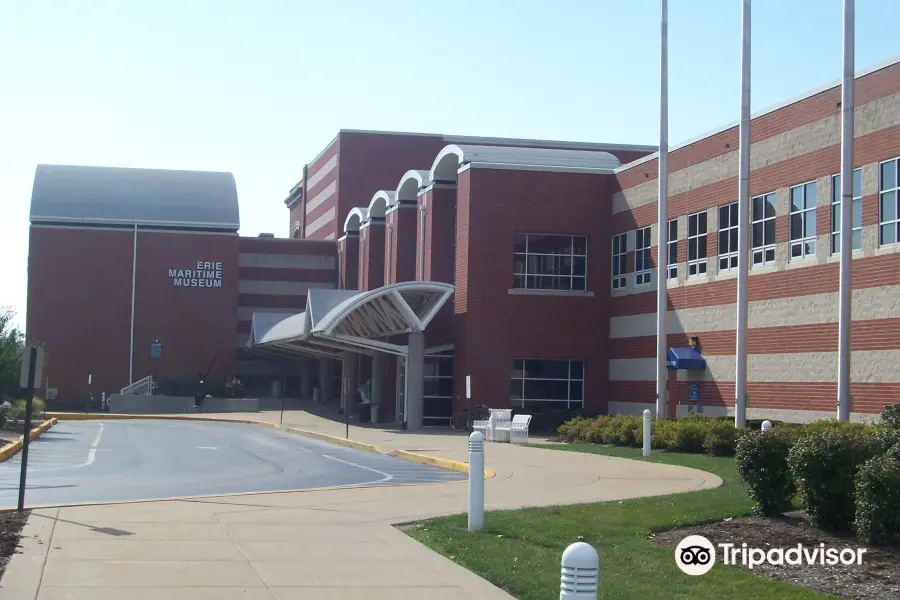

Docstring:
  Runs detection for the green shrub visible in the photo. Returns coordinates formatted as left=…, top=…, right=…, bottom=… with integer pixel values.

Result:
left=703, top=420, right=741, bottom=456
left=866, top=427, right=900, bottom=455
left=880, top=404, right=900, bottom=429
left=9, top=398, right=46, bottom=421
left=607, top=414, right=643, bottom=447
left=653, top=417, right=708, bottom=453
left=788, top=430, right=874, bottom=530
left=801, top=418, right=873, bottom=436
left=854, top=455, right=900, bottom=545
left=735, top=429, right=796, bottom=516
left=558, top=417, right=591, bottom=443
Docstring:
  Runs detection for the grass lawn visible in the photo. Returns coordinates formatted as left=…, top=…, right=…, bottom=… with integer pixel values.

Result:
left=401, top=444, right=833, bottom=600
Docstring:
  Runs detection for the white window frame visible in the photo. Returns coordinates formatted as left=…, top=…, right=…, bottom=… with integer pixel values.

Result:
left=687, top=211, right=707, bottom=277
left=789, top=180, right=817, bottom=260
left=879, top=157, right=900, bottom=247
left=511, top=359, right=584, bottom=410
left=751, top=192, right=777, bottom=267
left=634, top=226, right=652, bottom=286
left=718, top=202, right=739, bottom=272
left=423, top=355, right=454, bottom=426
left=667, top=219, right=678, bottom=280
left=611, top=233, right=627, bottom=290
left=513, top=233, right=587, bottom=292
left=831, top=168, right=862, bottom=253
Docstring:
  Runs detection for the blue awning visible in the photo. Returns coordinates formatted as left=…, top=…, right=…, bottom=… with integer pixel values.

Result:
left=667, top=347, right=706, bottom=371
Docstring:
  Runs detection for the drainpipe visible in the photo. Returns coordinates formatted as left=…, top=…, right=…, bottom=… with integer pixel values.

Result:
left=129, top=222, right=138, bottom=384
left=734, top=0, right=751, bottom=428
left=419, top=197, right=427, bottom=280
left=655, top=0, right=669, bottom=420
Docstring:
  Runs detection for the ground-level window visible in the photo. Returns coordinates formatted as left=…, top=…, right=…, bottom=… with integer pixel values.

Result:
left=718, top=202, right=739, bottom=271
left=667, top=219, right=678, bottom=280
left=510, top=359, right=584, bottom=410
left=612, top=233, right=627, bottom=289
left=687, top=211, right=707, bottom=277
left=879, top=158, right=900, bottom=246
left=752, top=192, right=776, bottom=267
left=832, top=169, right=862, bottom=253
left=790, top=181, right=817, bottom=260
left=634, top=227, right=651, bottom=286
left=513, top=234, right=587, bottom=291
left=423, top=355, right=453, bottom=426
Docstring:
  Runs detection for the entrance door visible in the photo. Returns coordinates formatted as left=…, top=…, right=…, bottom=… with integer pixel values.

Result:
left=396, top=360, right=406, bottom=423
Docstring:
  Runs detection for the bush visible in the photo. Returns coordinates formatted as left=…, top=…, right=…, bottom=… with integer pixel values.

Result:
left=653, top=417, right=710, bottom=453
left=9, top=398, right=46, bottom=420
left=735, top=429, right=796, bottom=516
left=881, top=404, right=900, bottom=429
left=788, top=430, right=874, bottom=530
left=854, top=455, right=900, bottom=545
left=887, top=443, right=900, bottom=461
left=703, top=420, right=742, bottom=456
left=866, top=427, right=900, bottom=455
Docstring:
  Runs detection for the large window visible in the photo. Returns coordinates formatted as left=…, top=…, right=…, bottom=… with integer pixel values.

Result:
left=832, top=169, right=862, bottom=253
left=513, top=234, right=587, bottom=291
left=790, top=181, right=817, bottom=259
left=423, top=356, right=453, bottom=426
left=667, top=219, right=678, bottom=280
left=687, top=211, right=707, bottom=277
left=612, top=233, right=627, bottom=289
left=634, top=226, right=651, bottom=286
left=879, top=158, right=900, bottom=246
left=718, top=202, right=739, bottom=271
left=751, top=192, right=777, bottom=266
left=511, top=359, right=584, bottom=410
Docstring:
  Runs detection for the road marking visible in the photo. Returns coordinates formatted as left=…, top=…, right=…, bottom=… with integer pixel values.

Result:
left=322, top=454, right=394, bottom=484
left=83, top=423, right=105, bottom=467
left=196, top=446, right=218, bottom=450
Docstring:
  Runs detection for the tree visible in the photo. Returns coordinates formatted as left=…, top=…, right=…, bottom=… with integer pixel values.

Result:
left=0, top=307, right=25, bottom=401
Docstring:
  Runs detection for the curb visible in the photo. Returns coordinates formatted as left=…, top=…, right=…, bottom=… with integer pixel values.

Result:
left=390, top=450, right=496, bottom=479
left=46, top=412, right=280, bottom=428
left=282, top=426, right=383, bottom=454
left=0, top=418, right=58, bottom=463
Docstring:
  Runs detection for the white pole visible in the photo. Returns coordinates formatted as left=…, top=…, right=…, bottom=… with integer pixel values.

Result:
left=468, top=431, right=485, bottom=532
left=129, top=222, right=138, bottom=385
left=734, top=0, right=751, bottom=428
left=643, top=409, right=652, bottom=457
left=655, top=0, right=669, bottom=420
left=761, top=419, right=772, bottom=433
left=560, top=542, right=599, bottom=600
left=837, top=0, right=855, bottom=422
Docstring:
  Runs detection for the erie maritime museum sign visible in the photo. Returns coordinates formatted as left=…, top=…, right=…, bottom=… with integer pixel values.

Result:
left=168, top=261, right=223, bottom=288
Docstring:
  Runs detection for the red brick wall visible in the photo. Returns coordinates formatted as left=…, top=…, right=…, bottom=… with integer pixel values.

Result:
left=303, top=140, right=340, bottom=240
left=361, top=223, right=385, bottom=290
left=339, top=235, right=359, bottom=290
left=385, top=207, right=418, bottom=284
left=425, top=187, right=457, bottom=283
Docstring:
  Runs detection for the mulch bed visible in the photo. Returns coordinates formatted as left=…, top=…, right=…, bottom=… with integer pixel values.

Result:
left=0, top=511, right=29, bottom=582
left=650, top=511, right=900, bottom=599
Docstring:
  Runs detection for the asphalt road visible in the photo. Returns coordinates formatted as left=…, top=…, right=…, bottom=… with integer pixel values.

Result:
left=0, top=420, right=465, bottom=508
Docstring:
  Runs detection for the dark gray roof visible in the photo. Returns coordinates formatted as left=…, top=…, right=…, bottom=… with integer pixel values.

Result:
left=30, top=164, right=240, bottom=230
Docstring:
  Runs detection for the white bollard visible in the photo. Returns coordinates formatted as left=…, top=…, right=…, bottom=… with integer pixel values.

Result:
left=642, top=409, right=652, bottom=457
left=468, top=431, right=485, bottom=532
left=560, top=541, right=599, bottom=600
left=761, top=420, right=773, bottom=433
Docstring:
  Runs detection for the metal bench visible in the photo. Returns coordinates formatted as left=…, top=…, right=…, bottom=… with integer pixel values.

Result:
left=472, top=408, right=512, bottom=442
left=496, top=414, right=533, bottom=444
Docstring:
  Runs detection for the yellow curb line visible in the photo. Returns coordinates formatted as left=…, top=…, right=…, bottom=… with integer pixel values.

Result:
left=0, top=418, right=59, bottom=463
left=390, top=450, right=496, bottom=479
left=45, top=412, right=281, bottom=428
left=282, top=426, right=384, bottom=454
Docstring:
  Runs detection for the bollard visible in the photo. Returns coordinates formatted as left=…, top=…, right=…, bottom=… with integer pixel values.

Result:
left=468, top=431, right=485, bottom=532
left=560, top=541, right=599, bottom=599
left=761, top=420, right=773, bottom=433
left=642, top=409, right=652, bottom=457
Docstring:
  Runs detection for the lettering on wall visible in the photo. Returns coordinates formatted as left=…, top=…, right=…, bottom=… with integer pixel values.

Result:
left=168, top=261, right=223, bottom=288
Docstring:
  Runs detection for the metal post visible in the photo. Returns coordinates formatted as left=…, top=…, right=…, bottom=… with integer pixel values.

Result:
left=735, top=0, right=751, bottom=428
left=468, top=431, right=485, bottom=532
left=560, top=541, right=599, bottom=600
left=655, top=0, right=669, bottom=421
left=837, top=0, right=855, bottom=422
left=643, top=409, right=652, bottom=457
left=17, top=347, right=37, bottom=513
left=129, top=222, right=138, bottom=384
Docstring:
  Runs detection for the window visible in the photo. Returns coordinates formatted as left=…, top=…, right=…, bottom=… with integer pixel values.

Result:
left=513, top=234, right=587, bottom=291
left=667, top=219, right=677, bottom=280
left=423, top=356, right=453, bottom=426
left=832, top=169, right=862, bottom=253
left=751, top=192, right=777, bottom=266
left=879, top=158, right=900, bottom=246
left=718, top=202, right=739, bottom=271
left=687, top=212, right=707, bottom=277
left=511, top=359, right=584, bottom=410
left=612, top=233, right=627, bottom=289
left=634, top=227, right=651, bottom=286
left=790, top=181, right=817, bottom=259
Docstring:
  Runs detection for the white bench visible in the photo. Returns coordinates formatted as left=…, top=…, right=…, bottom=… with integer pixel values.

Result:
left=496, top=414, right=532, bottom=444
left=472, top=409, right=512, bottom=442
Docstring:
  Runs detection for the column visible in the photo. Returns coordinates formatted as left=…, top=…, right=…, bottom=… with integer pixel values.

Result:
left=301, top=359, right=314, bottom=400
left=371, top=352, right=386, bottom=423
left=318, top=359, right=333, bottom=404
left=341, top=352, right=358, bottom=414
left=405, top=331, right=425, bottom=430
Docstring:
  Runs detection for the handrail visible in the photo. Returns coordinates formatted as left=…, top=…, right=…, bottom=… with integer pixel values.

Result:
left=120, top=375, right=154, bottom=396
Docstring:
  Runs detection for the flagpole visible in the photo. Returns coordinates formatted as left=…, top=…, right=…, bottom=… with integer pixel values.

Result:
left=735, top=0, right=751, bottom=428
left=656, top=0, right=669, bottom=420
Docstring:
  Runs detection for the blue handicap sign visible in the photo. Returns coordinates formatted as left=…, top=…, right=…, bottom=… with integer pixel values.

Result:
left=690, top=384, right=700, bottom=402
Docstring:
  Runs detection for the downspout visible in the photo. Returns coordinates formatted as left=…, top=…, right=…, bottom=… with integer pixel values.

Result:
left=386, top=218, right=394, bottom=285
left=419, top=197, right=427, bottom=280
left=300, top=163, right=308, bottom=238
left=129, top=222, right=138, bottom=384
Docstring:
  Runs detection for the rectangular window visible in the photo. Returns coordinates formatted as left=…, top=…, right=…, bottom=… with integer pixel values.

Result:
left=511, top=359, right=584, bottom=410
left=611, top=233, right=627, bottom=289
left=687, top=212, right=707, bottom=277
left=832, top=169, right=862, bottom=253
left=634, top=226, right=651, bottom=286
left=790, top=181, right=817, bottom=259
left=718, top=202, right=739, bottom=271
left=423, top=356, right=453, bottom=426
left=879, top=158, right=899, bottom=246
left=513, top=234, right=587, bottom=291
left=667, top=219, right=678, bottom=280
left=751, top=192, right=777, bottom=266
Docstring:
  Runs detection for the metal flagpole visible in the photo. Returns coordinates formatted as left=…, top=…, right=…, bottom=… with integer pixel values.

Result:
left=735, top=0, right=751, bottom=428
left=837, top=0, right=855, bottom=422
left=655, top=0, right=669, bottom=420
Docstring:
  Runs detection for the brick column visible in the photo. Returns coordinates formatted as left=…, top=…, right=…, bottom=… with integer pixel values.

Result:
left=338, top=232, right=359, bottom=290
left=387, top=203, right=418, bottom=283
left=360, top=219, right=385, bottom=290
left=425, top=186, right=457, bottom=283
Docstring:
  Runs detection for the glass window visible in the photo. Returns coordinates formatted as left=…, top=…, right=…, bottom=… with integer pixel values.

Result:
left=611, top=233, right=627, bottom=290
left=789, top=181, right=817, bottom=260
left=634, top=226, right=651, bottom=286
left=667, top=219, right=678, bottom=280
left=510, top=358, right=584, bottom=410
left=513, top=234, right=587, bottom=292
left=687, top=211, right=707, bottom=277
left=751, top=192, right=777, bottom=267
left=718, top=202, right=739, bottom=271
left=880, top=158, right=900, bottom=247
left=832, top=169, right=862, bottom=253
left=423, top=356, right=453, bottom=426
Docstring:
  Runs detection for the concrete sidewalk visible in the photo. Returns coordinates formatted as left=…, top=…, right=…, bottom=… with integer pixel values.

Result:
left=1, top=410, right=722, bottom=599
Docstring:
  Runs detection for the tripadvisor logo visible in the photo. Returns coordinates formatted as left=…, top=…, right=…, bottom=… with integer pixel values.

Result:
left=674, top=535, right=868, bottom=576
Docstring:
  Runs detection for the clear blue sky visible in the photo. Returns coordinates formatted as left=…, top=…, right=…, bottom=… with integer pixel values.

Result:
left=1, top=0, right=897, bottom=328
